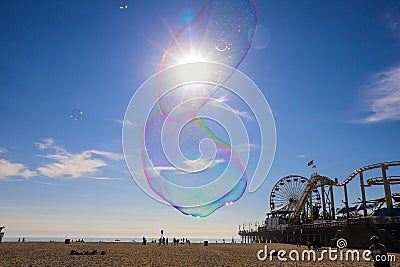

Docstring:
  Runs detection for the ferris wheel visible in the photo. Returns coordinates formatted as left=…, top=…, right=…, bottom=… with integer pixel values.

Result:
left=270, top=175, right=321, bottom=218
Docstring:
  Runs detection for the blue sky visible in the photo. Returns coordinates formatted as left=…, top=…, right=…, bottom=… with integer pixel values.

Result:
left=1, top=0, right=400, bottom=239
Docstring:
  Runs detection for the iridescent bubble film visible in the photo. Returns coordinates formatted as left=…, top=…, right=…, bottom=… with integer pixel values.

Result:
left=70, top=109, right=83, bottom=120
left=158, top=0, right=258, bottom=117
left=123, top=1, right=276, bottom=218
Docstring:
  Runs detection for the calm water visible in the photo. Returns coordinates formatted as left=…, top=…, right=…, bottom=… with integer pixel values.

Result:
left=2, top=237, right=242, bottom=244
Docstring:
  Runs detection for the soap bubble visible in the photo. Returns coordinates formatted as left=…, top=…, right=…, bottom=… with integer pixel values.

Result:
left=123, top=1, right=276, bottom=218
left=70, top=109, right=83, bottom=120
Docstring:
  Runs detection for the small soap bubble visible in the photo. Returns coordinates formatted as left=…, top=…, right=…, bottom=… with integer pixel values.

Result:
left=70, top=109, right=83, bottom=120
left=117, top=0, right=128, bottom=10
left=215, top=40, right=228, bottom=52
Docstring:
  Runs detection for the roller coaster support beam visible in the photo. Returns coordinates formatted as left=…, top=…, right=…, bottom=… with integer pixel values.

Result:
left=381, top=163, right=393, bottom=209
left=309, top=192, right=313, bottom=222
left=360, top=171, right=368, bottom=217
left=330, top=184, right=335, bottom=220
left=321, top=185, right=326, bottom=219
left=344, top=184, right=350, bottom=219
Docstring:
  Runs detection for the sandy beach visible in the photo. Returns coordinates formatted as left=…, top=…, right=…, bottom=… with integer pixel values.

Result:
left=0, top=242, right=397, bottom=267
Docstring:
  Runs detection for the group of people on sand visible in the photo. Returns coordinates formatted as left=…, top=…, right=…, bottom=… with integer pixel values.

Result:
left=141, top=236, right=190, bottom=246
left=70, top=249, right=106, bottom=256
left=158, top=237, right=190, bottom=245
left=304, top=240, right=322, bottom=251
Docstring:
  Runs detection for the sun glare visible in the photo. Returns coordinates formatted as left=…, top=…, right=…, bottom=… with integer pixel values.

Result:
left=177, top=51, right=209, bottom=65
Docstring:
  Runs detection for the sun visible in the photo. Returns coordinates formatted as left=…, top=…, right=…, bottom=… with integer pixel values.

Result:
left=178, top=51, right=209, bottom=64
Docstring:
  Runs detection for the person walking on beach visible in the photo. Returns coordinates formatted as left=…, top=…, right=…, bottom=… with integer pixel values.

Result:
left=369, top=236, right=390, bottom=267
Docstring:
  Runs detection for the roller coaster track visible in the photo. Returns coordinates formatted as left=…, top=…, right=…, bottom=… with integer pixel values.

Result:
left=337, top=161, right=400, bottom=186
left=290, top=161, right=400, bottom=223
left=292, top=174, right=335, bottom=223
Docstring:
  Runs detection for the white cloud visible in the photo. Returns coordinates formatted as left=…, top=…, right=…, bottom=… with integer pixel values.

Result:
left=35, top=139, right=124, bottom=179
left=361, top=66, right=400, bottom=123
left=115, top=119, right=134, bottom=126
left=85, top=150, right=124, bottom=161
left=0, top=159, right=36, bottom=180
left=297, top=154, right=305, bottom=158
left=152, top=166, right=179, bottom=171
left=37, top=152, right=108, bottom=178
left=81, top=176, right=127, bottom=181
left=235, top=143, right=261, bottom=152
left=385, top=7, right=400, bottom=33
left=210, top=95, right=253, bottom=120
left=0, top=147, right=7, bottom=154
left=35, top=138, right=56, bottom=150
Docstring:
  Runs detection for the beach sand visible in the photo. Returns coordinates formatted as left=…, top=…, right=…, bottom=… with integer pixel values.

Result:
left=0, top=242, right=397, bottom=266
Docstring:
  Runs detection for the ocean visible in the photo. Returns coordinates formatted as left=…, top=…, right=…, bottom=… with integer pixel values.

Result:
left=2, top=237, right=242, bottom=244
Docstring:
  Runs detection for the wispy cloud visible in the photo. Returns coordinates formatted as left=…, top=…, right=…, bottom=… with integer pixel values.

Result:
left=81, top=176, right=127, bottom=181
left=85, top=150, right=124, bottom=161
left=297, top=154, right=305, bottom=158
left=114, top=119, right=134, bottom=126
left=235, top=143, right=261, bottom=152
left=0, top=139, right=125, bottom=181
left=35, top=138, right=56, bottom=150
left=211, top=95, right=254, bottom=120
left=360, top=66, right=400, bottom=123
left=35, top=138, right=124, bottom=179
left=384, top=7, right=400, bottom=33
left=0, top=147, right=7, bottom=154
left=0, top=159, right=37, bottom=180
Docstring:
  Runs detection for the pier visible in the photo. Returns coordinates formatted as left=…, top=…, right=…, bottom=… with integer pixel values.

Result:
left=239, top=161, right=400, bottom=252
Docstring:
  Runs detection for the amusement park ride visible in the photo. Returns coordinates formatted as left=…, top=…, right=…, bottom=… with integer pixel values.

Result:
left=239, top=161, right=400, bottom=252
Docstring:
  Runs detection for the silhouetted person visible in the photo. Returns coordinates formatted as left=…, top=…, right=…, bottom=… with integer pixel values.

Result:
left=166, top=238, right=168, bottom=245
left=22, top=237, right=25, bottom=242
left=317, top=240, right=321, bottom=251
left=369, top=236, right=390, bottom=267
left=162, top=237, right=165, bottom=245
left=142, top=237, right=147, bottom=245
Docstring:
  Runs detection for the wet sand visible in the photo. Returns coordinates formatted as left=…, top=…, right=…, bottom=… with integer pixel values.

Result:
left=0, top=242, right=397, bottom=266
